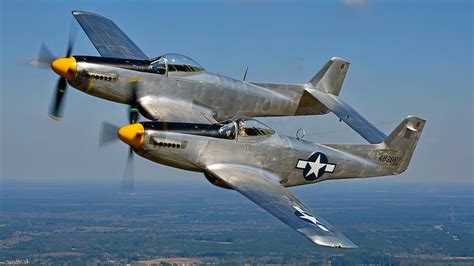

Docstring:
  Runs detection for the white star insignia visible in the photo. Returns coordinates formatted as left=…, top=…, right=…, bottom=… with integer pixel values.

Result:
left=293, top=205, right=330, bottom=232
left=296, top=153, right=336, bottom=179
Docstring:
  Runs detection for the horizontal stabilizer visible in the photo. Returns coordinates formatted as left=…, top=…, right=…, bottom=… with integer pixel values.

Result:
left=306, top=88, right=387, bottom=144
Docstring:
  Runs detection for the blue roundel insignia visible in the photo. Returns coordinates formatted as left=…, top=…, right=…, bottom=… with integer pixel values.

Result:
left=295, top=152, right=336, bottom=181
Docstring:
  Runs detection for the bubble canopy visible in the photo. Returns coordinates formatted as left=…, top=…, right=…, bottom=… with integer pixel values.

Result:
left=149, top=53, right=204, bottom=73
left=220, top=118, right=275, bottom=138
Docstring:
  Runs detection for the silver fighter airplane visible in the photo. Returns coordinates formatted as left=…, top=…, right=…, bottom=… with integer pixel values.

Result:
left=37, top=10, right=427, bottom=248
left=101, top=114, right=425, bottom=248
left=37, top=10, right=385, bottom=146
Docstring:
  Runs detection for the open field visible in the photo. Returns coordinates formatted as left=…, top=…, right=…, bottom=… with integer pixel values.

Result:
left=0, top=178, right=473, bottom=264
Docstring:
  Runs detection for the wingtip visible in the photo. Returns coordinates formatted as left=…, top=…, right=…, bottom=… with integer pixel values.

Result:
left=330, top=57, right=351, bottom=64
left=309, top=235, right=358, bottom=249
left=326, top=241, right=358, bottom=249
left=322, top=241, right=358, bottom=249
left=338, top=242, right=359, bottom=249
left=71, top=10, right=108, bottom=20
left=405, top=115, right=426, bottom=122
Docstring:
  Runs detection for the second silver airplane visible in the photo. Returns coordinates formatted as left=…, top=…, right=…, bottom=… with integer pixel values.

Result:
left=101, top=115, right=425, bottom=248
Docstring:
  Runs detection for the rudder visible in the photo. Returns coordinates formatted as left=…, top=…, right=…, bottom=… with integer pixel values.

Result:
left=381, top=116, right=426, bottom=174
left=308, top=57, right=350, bottom=96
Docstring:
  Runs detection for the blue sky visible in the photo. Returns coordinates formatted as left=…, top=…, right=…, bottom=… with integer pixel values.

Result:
left=0, top=0, right=472, bottom=186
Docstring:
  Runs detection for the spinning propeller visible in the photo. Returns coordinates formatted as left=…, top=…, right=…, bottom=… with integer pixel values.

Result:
left=32, top=25, right=77, bottom=121
left=99, top=80, right=144, bottom=194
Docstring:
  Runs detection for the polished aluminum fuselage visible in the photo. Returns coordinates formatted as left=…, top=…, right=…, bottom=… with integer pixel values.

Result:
left=68, top=58, right=323, bottom=121
left=135, top=129, right=396, bottom=188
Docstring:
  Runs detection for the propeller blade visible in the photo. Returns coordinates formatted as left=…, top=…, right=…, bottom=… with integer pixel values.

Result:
left=243, top=66, right=249, bottom=81
left=129, top=106, right=139, bottom=124
left=49, top=77, right=67, bottom=120
left=99, top=122, right=120, bottom=147
left=30, top=43, right=55, bottom=69
left=120, top=148, right=135, bottom=194
left=104, top=78, right=141, bottom=194
left=45, top=22, right=78, bottom=121
left=128, top=79, right=140, bottom=124
left=98, top=121, right=136, bottom=194
left=66, top=21, right=78, bottom=58
left=65, top=44, right=74, bottom=58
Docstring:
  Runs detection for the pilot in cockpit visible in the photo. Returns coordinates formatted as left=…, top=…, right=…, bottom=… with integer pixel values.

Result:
left=220, top=118, right=248, bottom=139
left=236, top=118, right=248, bottom=137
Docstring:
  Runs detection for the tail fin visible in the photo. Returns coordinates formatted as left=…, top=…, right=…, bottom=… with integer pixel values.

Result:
left=380, top=116, right=426, bottom=174
left=308, top=57, right=350, bottom=96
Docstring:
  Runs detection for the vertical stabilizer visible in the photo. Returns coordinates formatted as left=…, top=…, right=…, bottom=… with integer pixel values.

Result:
left=381, top=116, right=426, bottom=174
left=323, top=116, right=426, bottom=179
left=308, top=57, right=350, bottom=96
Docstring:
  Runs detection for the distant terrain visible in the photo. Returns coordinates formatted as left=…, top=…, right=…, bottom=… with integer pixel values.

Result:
left=0, top=178, right=473, bottom=265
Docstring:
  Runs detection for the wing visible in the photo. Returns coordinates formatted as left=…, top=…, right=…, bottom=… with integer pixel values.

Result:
left=306, top=88, right=387, bottom=144
left=72, top=10, right=148, bottom=60
left=139, top=96, right=217, bottom=124
left=206, top=164, right=358, bottom=248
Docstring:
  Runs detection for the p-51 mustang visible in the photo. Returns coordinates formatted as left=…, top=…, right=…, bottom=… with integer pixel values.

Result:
left=37, top=10, right=387, bottom=145
left=36, top=10, right=426, bottom=248
left=101, top=114, right=425, bottom=248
